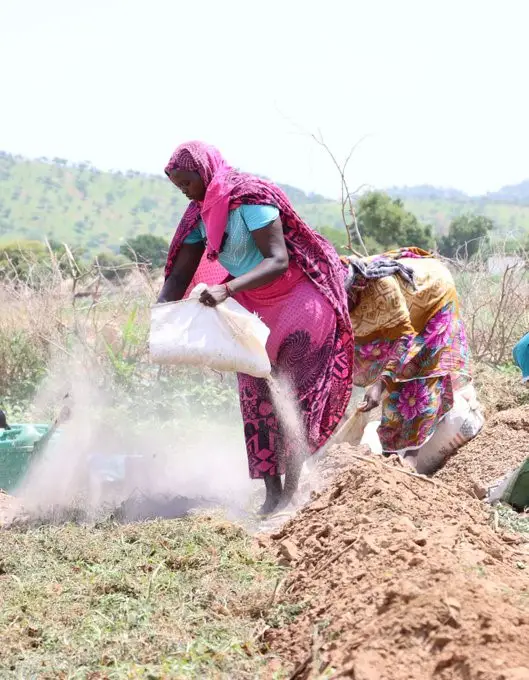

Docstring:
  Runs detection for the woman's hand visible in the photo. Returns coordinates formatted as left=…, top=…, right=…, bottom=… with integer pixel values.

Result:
left=358, top=380, right=385, bottom=412
left=199, top=284, right=229, bottom=308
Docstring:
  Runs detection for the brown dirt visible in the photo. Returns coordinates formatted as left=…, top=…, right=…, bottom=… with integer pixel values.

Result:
left=437, top=406, right=529, bottom=491
left=264, top=408, right=529, bottom=679
left=4, top=405, right=529, bottom=678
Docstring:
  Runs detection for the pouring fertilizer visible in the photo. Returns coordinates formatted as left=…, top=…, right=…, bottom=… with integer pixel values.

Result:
left=150, top=140, right=354, bottom=515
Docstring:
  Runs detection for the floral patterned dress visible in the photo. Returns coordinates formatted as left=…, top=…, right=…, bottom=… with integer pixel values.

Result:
left=347, top=248, right=471, bottom=454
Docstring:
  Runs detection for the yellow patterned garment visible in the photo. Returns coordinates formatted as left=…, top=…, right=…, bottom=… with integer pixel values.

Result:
left=344, top=248, right=471, bottom=453
left=347, top=249, right=457, bottom=343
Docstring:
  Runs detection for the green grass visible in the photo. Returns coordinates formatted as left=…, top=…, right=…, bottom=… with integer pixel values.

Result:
left=0, top=515, right=290, bottom=679
left=494, top=503, right=529, bottom=535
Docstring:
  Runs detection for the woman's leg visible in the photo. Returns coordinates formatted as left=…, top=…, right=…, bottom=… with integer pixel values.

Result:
left=262, top=473, right=283, bottom=514
left=237, top=373, right=286, bottom=514
left=236, top=276, right=353, bottom=513
left=281, top=452, right=303, bottom=508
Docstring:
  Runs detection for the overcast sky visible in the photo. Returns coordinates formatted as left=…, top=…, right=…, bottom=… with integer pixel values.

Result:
left=1, top=0, right=528, bottom=198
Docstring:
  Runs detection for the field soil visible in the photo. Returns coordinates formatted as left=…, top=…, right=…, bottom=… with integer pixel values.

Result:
left=263, top=406, right=529, bottom=679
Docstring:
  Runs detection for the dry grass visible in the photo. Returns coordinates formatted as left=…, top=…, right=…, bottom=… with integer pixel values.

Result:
left=451, top=245, right=529, bottom=366
left=0, top=514, right=290, bottom=679
left=0, top=256, right=290, bottom=677
left=472, top=361, right=529, bottom=414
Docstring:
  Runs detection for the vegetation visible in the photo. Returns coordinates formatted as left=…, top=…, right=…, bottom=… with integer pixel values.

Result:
left=4, top=151, right=529, bottom=263
left=355, top=192, right=434, bottom=251
left=0, top=240, right=50, bottom=281
left=120, top=233, right=169, bottom=269
left=0, top=517, right=288, bottom=678
left=438, top=214, right=495, bottom=259
left=0, top=152, right=343, bottom=254
left=0, top=256, right=294, bottom=678
left=1, top=218, right=529, bottom=678
left=93, top=251, right=131, bottom=281
left=3, top=149, right=529, bottom=679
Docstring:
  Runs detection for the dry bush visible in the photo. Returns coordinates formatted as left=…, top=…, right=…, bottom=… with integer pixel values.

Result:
left=0, top=247, right=238, bottom=423
left=449, top=243, right=529, bottom=366
left=471, top=361, right=529, bottom=413
left=0, top=249, right=155, bottom=407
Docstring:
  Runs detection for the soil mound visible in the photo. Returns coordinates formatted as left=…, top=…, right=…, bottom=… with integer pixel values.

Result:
left=265, top=443, right=529, bottom=680
left=438, top=405, right=529, bottom=491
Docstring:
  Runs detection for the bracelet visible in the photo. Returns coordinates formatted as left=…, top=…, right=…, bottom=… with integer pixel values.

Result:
left=224, top=283, right=233, bottom=297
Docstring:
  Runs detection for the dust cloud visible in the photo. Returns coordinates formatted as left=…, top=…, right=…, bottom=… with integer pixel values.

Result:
left=12, top=347, right=365, bottom=526
left=15, top=352, right=255, bottom=523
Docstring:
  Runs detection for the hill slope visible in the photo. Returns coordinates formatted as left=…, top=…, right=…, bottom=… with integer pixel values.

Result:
left=3, top=152, right=529, bottom=251
left=388, top=183, right=529, bottom=238
left=0, top=152, right=343, bottom=252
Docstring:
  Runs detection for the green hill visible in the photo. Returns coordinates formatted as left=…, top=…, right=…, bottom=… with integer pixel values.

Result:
left=388, top=184, right=529, bottom=239
left=2, top=151, right=529, bottom=252
left=400, top=197, right=529, bottom=239
left=0, top=152, right=343, bottom=253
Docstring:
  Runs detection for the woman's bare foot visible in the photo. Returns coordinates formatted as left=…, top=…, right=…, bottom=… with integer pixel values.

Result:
left=278, top=453, right=303, bottom=509
left=259, top=473, right=282, bottom=515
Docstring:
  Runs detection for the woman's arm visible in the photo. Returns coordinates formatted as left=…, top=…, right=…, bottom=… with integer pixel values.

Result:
left=230, top=218, right=288, bottom=293
left=157, top=242, right=204, bottom=303
left=199, top=218, right=289, bottom=306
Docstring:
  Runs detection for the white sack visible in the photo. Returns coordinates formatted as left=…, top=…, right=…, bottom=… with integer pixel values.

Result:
left=417, top=383, right=484, bottom=459
left=360, top=420, right=383, bottom=454
left=149, top=284, right=272, bottom=378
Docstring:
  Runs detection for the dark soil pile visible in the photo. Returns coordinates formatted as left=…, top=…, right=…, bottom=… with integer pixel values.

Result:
left=265, top=438, right=529, bottom=679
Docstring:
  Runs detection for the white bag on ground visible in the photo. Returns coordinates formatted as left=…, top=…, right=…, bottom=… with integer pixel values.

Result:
left=149, top=284, right=272, bottom=378
left=360, top=420, right=383, bottom=454
left=360, top=383, right=484, bottom=458
left=417, top=383, right=484, bottom=459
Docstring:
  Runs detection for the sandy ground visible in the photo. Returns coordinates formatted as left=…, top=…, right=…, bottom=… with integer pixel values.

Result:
left=261, top=407, right=529, bottom=679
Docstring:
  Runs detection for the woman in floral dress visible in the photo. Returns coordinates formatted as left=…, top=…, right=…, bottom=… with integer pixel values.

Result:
left=342, top=247, right=472, bottom=472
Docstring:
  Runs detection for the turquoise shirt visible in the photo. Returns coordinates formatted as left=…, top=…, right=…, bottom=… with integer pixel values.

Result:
left=184, top=204, right=280, bottom=277
left=513, top=331, right=529, bottom=383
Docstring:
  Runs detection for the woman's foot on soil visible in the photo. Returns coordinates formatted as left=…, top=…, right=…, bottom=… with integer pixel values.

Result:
left=258, top=473, right=282, bottom=516
left=274, top=489, right=300, bottom=512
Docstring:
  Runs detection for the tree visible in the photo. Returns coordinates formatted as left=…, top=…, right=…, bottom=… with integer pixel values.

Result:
left=93, top=252, right=129, bottom=281
left=355, top=192, right=434, bottom=252
left=317, top=226, right=349, bottom=252
left=120, top=234, right=169, bottom=269
left=0, top=240, right=50, bottom=283
left=437, top=214, right=494, bottom=259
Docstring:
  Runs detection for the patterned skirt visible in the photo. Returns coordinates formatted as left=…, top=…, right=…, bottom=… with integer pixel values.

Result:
left=354, top=300, right=471, bottom=453
left=234, top=262, right=352, bottom=478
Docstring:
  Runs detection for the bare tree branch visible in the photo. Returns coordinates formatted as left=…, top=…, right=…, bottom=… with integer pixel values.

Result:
left=310, top=131, right=369, bottom=256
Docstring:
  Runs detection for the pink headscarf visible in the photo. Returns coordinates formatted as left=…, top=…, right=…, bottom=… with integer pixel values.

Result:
left=165, top=141, right=240, bottom=261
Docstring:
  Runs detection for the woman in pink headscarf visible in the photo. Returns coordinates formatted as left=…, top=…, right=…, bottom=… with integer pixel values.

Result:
left=158, top=141, right=353, bottom=514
